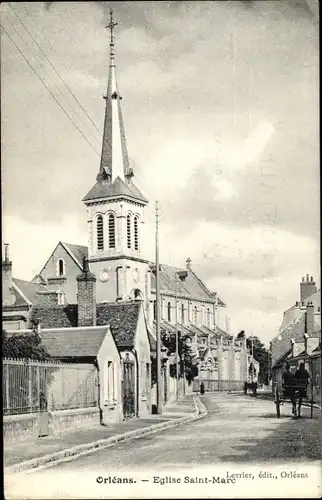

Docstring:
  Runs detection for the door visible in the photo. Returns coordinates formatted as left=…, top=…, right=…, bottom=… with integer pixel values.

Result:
left=123, top=358, right=136, bottom=419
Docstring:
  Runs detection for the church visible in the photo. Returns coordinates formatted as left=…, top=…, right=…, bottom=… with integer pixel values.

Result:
left=2, top=12, right=248, bottom=407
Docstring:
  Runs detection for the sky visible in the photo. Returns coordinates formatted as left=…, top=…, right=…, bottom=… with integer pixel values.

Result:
left=1, top=1, right=320, bottom=345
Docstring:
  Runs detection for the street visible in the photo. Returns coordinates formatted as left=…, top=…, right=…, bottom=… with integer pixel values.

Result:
left=29, top=393, right=321, bottom=469
left=5, top=393, right=321, bottom=499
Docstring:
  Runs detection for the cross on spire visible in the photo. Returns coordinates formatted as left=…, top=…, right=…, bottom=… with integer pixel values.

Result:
left=106, top=9, right=118, bottom=59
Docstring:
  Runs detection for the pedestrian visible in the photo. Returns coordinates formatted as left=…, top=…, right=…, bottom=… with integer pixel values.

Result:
left=200, top=382, right=205, bottom=395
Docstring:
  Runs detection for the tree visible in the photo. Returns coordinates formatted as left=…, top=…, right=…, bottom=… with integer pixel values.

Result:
left=246, top=335, right=271, bottom=385
left=2, top=330, right=51, bottom=360
left=150, top=330, right=198, bottom=387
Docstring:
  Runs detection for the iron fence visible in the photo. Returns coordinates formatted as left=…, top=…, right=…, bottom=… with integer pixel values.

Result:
left=3, top=358, right=99, bottom=416
left=192, top=379, right=244, bottom=392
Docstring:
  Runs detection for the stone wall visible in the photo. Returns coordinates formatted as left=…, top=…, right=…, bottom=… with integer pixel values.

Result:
left=4, top=407, right=101, bottom=444
left=3, top=413, right=39, bottom=443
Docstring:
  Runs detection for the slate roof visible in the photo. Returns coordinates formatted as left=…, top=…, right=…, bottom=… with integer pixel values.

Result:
left=30, top=305, right=78, bottom=329
left=10, top=278, right=49, bottom=307
left=149, top=264, right=216, bottom=302
left=279, top=289, right=321, bottom=332
left=62, top=242, right=88, bottom=268
left=30, top=301, right=141, bottom=349
left=271, top=313, right=321, bottom=367
left=96, top=302, right=140, bottom=348
left=83, top=177, right=148, bottom=204
left=40, top=326, right=110, bottom=358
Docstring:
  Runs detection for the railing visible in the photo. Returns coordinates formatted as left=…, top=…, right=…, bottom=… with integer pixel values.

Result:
left=3, top=358, right=98, bottom=416
left=192, top=379, right=244, bottom=392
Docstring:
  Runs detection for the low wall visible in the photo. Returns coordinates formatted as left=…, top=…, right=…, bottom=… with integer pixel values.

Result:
left=4, top=413, right=39, bottom=443
left=49, top=407, right=100, bottom=435
left=101, top=403, right=123, bottom=425
left=192, top=379, right=244, bottom=392
left=4, top=407, right=101, bottom=444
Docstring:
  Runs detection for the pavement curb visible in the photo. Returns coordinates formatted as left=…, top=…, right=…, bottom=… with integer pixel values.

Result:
left=5, top=399, right=207, bottom=475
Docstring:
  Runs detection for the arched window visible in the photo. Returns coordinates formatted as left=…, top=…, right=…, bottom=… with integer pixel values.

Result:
left=134, top=216, right=139, bottom=250
left=108, top=214, right=115, bottom=248
left=193, top=305, right=198, bottom=324
left=57, top=258, right=65, bottom=276
left=181, top=303, right=185, bottom=324
left=96, top=215, right=104, bottom=250
left=167, top=302, right=171, bottom=322
left=127, top=214, right=132, bottom=249
left=207, top=308, right=211, bottom=327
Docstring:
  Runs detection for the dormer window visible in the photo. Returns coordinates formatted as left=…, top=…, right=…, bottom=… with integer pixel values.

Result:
left=167, top=302, right=171, bottom=322
left=57, top=258, right=65, bottom=277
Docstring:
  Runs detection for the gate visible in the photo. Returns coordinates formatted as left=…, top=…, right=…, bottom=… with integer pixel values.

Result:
left=123, top=358, right=136, bottom=419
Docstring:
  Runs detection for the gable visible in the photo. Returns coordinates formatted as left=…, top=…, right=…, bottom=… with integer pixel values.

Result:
left=38, top=241, right=84, bottom=279
left=96, top=302, right=141, bottom=348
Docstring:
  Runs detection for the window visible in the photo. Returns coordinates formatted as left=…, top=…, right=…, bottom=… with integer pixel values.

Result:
left=193, top=305, right=198, bottom=324
left=127, top=214, right=132, bottom=249
left=104, top=361, right=115, bottom=404
left=134, top=216, right=139, bottom=250
left=108, top=214, right=115, bottom=248
left=57, top=258, right=65, bottom=276
left=181, top=303, right=185, bottom=324
left=207, top=308, right=211, bottom=327
left=153, top=300, right=157, bottom=320
left=167, top=302, right=171, bottom=322
left=96, top=215, right=104, bottom=250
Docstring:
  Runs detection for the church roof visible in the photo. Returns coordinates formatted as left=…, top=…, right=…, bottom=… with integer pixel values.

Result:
left=149, top=264, right=216, bottom=303
left=83, top=176, right=148, bottom=204
left=62, top=242, right=88, bottom=269
left=30, top=301, right=142, bottom=349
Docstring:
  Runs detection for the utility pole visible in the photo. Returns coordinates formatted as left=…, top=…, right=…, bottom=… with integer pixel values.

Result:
left=251, top=336, right=254, bottom=383
left=174, top=272, right=179, bottom=399
left=155, top=201, right=162, bottom=415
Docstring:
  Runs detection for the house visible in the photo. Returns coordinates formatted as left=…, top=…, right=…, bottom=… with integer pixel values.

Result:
left=5, top=324, right=122, bottom=432
left=28, top=260, right=152, bottom=419
left=270, top=276, right=321, bottom=388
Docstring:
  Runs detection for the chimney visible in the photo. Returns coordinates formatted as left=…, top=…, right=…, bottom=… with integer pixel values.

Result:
left=305, top=301, right=315, bottom=335
left=77, top=258, right=97, bottom=327
left=2, top=243, right=15, bottom=306
left=186, top=257, right=192, bottom=270
left=300, top=274, right=317, bottom=302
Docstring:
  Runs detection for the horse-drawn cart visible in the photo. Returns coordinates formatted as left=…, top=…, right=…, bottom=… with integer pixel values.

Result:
left=273, top=379, right=316, bottom=418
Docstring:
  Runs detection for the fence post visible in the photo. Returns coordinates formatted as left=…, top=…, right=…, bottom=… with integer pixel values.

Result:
left=6, top=363, right=10, bottom=412
left=37, top=364, right=40, bottom=411
left=29, top=362, right=32, bottom=413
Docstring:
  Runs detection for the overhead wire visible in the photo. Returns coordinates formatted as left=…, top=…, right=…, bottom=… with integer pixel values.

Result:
left=7, top=3, right=103, bottom=138
left=1, top=23, right=101, bottom=158
left=2, top=9, right=151, bottom=197
left=3, top=11, right=101, bottom=152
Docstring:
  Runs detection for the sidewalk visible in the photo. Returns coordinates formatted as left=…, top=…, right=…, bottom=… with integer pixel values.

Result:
left=4, top=394, right=206, bottom=474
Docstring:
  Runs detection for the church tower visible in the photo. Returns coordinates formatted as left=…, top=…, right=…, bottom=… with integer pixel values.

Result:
left=83, top=10, right=150, bottom=304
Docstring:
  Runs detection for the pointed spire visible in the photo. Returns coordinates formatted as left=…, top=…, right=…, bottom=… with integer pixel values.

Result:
left=99, top=9, right=133, bottom=185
